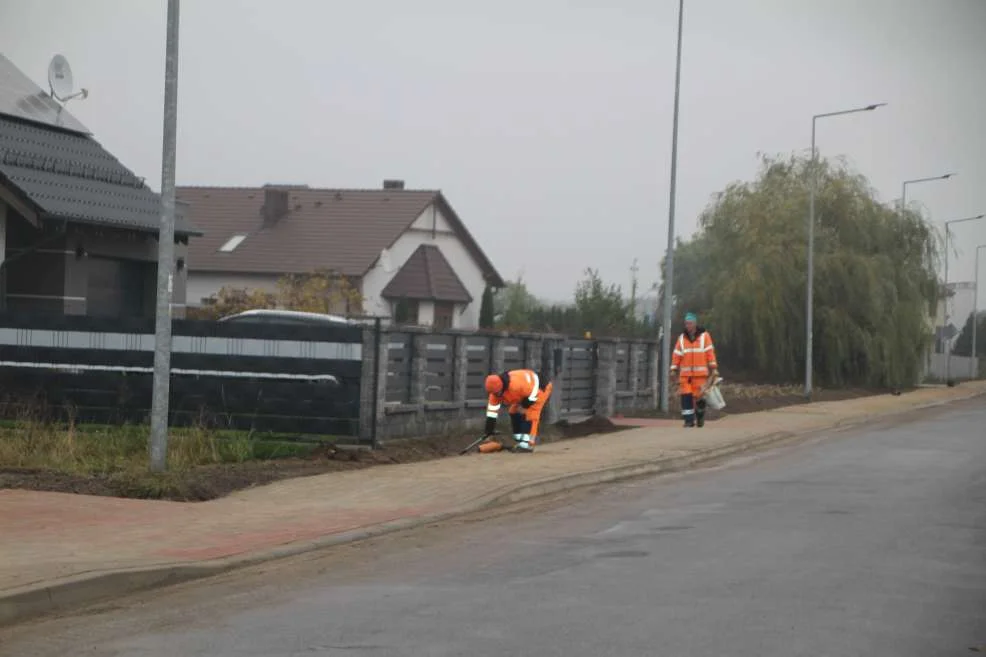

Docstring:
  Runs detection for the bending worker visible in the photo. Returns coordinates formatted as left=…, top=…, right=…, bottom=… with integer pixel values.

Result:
left=478, top=368, right=553, bottom=453
left=670, top=311, right=719, bottom=428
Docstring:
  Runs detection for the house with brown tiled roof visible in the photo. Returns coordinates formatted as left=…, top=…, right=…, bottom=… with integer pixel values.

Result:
left=179, top=180, right=504, bottom=329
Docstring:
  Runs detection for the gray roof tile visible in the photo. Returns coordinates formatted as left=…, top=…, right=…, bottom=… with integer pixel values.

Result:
left=0, top=115, right=200, bottom=235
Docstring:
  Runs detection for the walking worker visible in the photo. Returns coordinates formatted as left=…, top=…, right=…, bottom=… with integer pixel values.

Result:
left=478, top=368, right=553, bottom=453
left=670, top=311, right=719, bottom=428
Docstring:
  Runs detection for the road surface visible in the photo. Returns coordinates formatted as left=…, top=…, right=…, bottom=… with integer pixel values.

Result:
left=3, top=398, right=984, bottom=656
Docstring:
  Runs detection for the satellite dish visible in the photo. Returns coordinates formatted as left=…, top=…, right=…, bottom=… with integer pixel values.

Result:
left=48, top=54, right=89, bottom=104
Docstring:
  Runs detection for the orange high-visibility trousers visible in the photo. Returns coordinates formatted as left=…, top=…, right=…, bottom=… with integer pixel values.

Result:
left=677, top=376, right=707, bottom=397
left=509, top=381, right=553, bottom=441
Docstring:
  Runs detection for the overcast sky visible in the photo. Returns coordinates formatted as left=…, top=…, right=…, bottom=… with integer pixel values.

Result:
left=1, top=0, right=984, bottom=314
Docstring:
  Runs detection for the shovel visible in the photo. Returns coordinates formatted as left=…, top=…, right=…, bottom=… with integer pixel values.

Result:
left=460, top=434, right=491, bottom=455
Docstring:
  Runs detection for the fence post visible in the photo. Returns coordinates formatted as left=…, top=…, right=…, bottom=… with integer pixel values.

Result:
left=491, top=332, right=507, bottom=373
left=648, top=341, right=659, bottom=409
left=543, top=335, right=565, bottom=425
left=359, top=321, right=387, bottom=447
left=373, top=319, right=385, bottom=447
left=411, top=331, right=429, bottom=431
left=593, top=339, right=617, bottom=418
left=453, top=332, right=468, bottom=402
left=453, top=332, right=468, bottom=415
left=522, top=333, right=543, bottom=370
left=628, top=341, right=642, bottom=408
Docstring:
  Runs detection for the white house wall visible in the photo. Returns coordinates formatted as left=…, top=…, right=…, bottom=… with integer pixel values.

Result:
left=362, top=203, right=487, bottom=329
left=417, top=300, right=436, bottom=325
left=410, top=205, right=454, bottom=233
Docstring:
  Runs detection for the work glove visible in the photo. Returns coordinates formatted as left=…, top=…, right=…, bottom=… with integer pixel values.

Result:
left=484, top=416, right=497, bottom=437
left=520, top=398, right=533, bottom=409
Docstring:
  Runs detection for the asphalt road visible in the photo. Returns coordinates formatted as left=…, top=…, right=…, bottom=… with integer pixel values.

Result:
left=3, top=398, right=985, bottom=657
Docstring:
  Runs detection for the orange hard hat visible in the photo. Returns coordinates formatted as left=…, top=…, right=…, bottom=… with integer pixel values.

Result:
left=485, top=374, right=504, bottom=395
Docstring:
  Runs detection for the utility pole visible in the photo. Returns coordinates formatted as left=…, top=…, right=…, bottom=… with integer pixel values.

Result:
left=149, top=0, right=181, bottom=473
left=660, top=0, right=684, bottom=414
left=972, top=245, right=985, bottom=379
left=943, top=214, right=986, bottom=383
left=900, top=173, right=953, bottom=385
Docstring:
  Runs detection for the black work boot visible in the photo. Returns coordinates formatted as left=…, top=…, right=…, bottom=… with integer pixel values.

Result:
left=696, top=400, right=707, bottom=427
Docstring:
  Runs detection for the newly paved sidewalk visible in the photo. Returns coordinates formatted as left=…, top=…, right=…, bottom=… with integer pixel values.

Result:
left=1, top=382, right=983, bottom=624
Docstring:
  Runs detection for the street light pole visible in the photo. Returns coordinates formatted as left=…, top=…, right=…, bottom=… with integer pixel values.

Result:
left=900, top=173, right=954, bottom=381
left=972, top=245, right=985, bottom=379
left=804, top=103, right=885, bottom=399
left=943, top=214, right=986, bottom=382
left=149, top=0, right=181, bottom=473
left=901, top=173, right=954, bottom=218
left=659, top=0, right=684, bottom=414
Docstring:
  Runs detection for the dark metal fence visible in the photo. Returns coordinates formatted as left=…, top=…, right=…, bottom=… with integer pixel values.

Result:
left=0, top=313, right=364, bottom=437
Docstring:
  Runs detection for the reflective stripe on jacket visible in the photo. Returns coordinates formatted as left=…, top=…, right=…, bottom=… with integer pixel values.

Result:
left=670, top=329, right=718, bottom=377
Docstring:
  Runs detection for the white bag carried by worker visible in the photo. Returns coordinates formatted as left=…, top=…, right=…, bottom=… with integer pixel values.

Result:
left=702, top=376, right=726, bottom=410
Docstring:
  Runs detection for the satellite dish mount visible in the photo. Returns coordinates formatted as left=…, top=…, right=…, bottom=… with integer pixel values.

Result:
left=47, top=54, right=89, bottom=105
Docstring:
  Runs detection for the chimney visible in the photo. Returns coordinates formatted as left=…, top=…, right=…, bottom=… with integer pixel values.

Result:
left=262, top=185, right=290, bottom=227
left=382, top=179, right=405, bottom=190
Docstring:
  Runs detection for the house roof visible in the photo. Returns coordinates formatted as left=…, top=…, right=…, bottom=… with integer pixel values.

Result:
left=0, top=56, right=199, bottom=236
left=177, top=185, right=504, bottom=286
left=381, top=244, right=473, bottom=303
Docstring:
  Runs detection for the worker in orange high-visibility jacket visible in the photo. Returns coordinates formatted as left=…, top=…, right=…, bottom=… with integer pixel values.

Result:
left=478, top=368, right=553, bottom=453
left=670, top=311, right=719, bottom=428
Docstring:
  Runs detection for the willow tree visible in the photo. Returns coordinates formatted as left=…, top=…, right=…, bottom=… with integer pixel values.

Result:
left=661, top=153, right=941, bottom=387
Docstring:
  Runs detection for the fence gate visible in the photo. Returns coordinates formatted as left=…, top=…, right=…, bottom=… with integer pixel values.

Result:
left=560, top=339, right=596, bottom=417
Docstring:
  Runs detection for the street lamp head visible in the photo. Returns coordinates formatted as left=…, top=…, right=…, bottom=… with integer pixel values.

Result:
left=865, top=103, right=887, bottom=111
left=945, top=213, right=986, bottom=228
left=942, top=173, right=955, bottom=180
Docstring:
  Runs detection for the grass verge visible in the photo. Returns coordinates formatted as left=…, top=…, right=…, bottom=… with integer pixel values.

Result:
left=0, top=412, right=629, bottom=501
left=0, top=415, right=329, bottom=500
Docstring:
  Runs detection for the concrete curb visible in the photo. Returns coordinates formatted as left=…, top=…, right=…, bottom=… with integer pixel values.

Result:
left=2, top=387, right=983, bottom=628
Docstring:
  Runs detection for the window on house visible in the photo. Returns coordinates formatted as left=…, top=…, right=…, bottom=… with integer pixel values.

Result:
left=219, top=234, right=248, bottom=253
left=393, top=299, right=419, bottom=325
left=434, top=302, right=455, bottom=330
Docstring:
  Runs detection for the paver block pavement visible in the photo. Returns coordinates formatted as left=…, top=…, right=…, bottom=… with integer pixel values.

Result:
left=1, top=382, right=983, bottom=625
